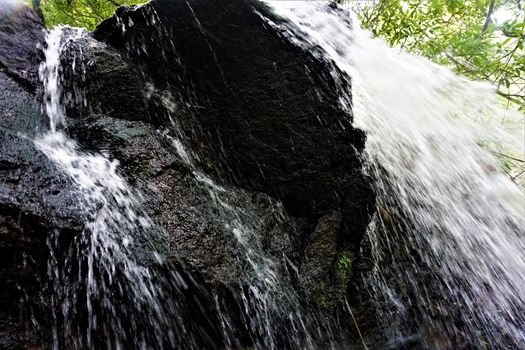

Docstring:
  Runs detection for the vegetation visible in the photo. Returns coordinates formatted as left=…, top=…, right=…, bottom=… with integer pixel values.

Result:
left=33, top=0, right=524, bottom=111
left=354, top=0, right=524, bottom=112
left=32, top=0, right=524, bottom=183
left=337, top=253, right=352, bottom=271
left=32, top=0, right=145, bottom=29
left=31, top=0, right=525, bottom=108
left=336, top=252, right=352, bottom=280
left=354, top=0, right=524, bottom=183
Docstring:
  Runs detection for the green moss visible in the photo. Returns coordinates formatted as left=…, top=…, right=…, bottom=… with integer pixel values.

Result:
left=37, top=0, right=147, bottom=29
left=337, top=252, right=352, bottom=270
left=336, top=251, right=353, bottom=281
left=317, top=293, right=328, bottom=308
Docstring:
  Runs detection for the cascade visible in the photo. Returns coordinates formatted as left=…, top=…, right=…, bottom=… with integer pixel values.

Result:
left=268, top=1, right=525, bottom=348
left=7, top=1, right=524, bottom=348
left=34, top=17, right=336, bottom=349
left=37, top=26, right=185, bottom=349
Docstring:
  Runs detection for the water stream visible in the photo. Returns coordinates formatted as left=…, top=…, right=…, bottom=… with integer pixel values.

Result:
left=35, top=19, right=328, bottom=350
left=268, top=1, right=525, bottom=348
left=33, top=2, right=525, bottom=349
left=36, top=27, right=186, bottom=349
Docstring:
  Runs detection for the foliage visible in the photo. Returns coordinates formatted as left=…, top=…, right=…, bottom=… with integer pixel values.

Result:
left=353, top=0, right=524, bottom=184
left=337, top=253, right=352, bottom=270
left=354, top=0, right=525, bottom=112
left=33, top=0, right=146, bottom=29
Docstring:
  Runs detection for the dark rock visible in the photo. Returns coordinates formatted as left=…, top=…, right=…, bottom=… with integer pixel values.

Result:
left=90, top=0, right=375, bottom=312
left=299, top=210, right=342, bottom=307
left=0, top=0, right=376, bottom=348
left=0, top=1, right=44, bottom=90
left=0, top=6, right=82, bottom=348
left=59, top=28, right=152, bottom=122
left=67, top=113, right=306, bottom=288
left=0, top=72, right=82, bottom=349
left=93, top=0, right=374, bottom=230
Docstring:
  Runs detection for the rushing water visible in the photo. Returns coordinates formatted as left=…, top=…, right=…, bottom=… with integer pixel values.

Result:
left=268, top=1, right=525, bottom=348
left=36, top=27, right=189, bottom=349
left=34, top=2, right=525, bottom=349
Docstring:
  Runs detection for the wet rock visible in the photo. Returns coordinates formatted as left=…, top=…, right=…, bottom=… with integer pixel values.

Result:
left=299, top=210, right=342, bottom=307
left=58, top=28, right=151, bottom=122
left=0, top=72, right=81, bottom=350
left=90, top=0, right=375, bottom=311
left=68, top=115, right=301, bottom=287
left=0, top=0, right=376, bottom=348
left=0, top=5, right=82, bottom=348
left=0, top=1, right=44, bottom=90
left=93, top=0, right=374, bottom=235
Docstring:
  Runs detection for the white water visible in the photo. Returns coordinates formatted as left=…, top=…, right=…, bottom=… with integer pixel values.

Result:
left=36, top=24, right=327, bottom=350
left=34, top=3, right=525, bottom=348
left=36, top=27, right=182, bottom=349
left=38, top=25, right=69, bottom=132
left=268, top=1, right=525, bottom=348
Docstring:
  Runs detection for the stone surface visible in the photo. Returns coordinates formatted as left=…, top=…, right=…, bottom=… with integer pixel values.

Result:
left=0, top=0, right=375, bottom=348
left=0, top=1, right=44, bottom=89
left=94, top=0, right=374, bottom=234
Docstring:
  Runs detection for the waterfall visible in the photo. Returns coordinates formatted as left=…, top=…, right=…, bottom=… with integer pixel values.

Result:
left=36, top=27, right=187, bottom=349
left=33, top=2, right=525, bottom=348
left=268, top=1, right=525, bottom=348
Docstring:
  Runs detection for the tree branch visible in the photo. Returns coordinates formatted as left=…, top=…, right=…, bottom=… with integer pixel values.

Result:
left=482, top=0, right=495, bottom=33
left=497, top=89, right=525, bottom=105
left=491, top=151, right=525, bottom=163
left=107, top=0, right=122, bottom=7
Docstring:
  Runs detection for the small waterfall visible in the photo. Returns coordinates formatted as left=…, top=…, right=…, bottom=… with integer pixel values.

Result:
left=268, top=1, right=525, bottom=348
left=38, top=25, right=67, bottom=132
left=36, top=27, right=186, bottom=349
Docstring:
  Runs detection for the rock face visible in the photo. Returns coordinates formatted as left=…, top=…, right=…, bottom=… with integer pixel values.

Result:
left=0, top=0, right=375, bottom=348
left=0, top=1, right=44, bottom=89
left=93, top=0, right=373, bottom=232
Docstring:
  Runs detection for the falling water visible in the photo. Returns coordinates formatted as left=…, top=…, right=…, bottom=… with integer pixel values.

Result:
left=35, top=27, right=188, bottom=349
left=109, top=4, right=348, bottom=347
left=33, top=3, right=525, bottom=348
left=268, top=1, right=525, bottom=349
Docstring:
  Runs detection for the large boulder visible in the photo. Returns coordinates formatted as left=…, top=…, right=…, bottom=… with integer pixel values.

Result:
left=91, top=0, right=375, bottom=312
left=93, top=0, right=374, bottom=234
left=0, top=0, right=375, bottom=348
